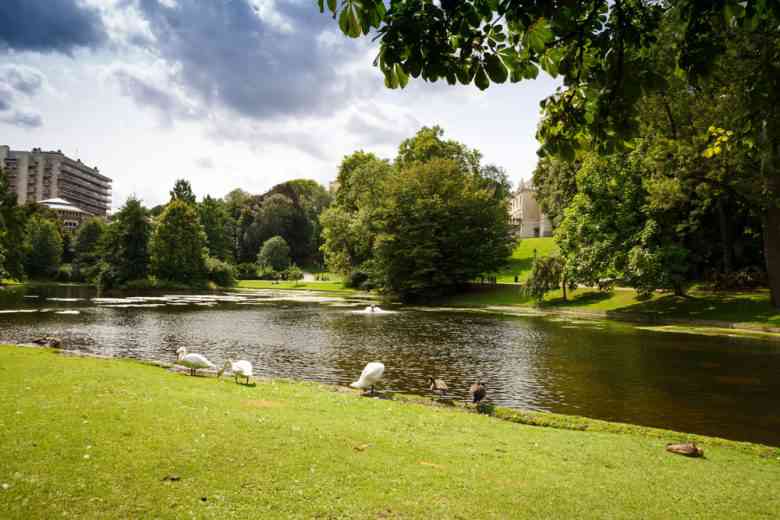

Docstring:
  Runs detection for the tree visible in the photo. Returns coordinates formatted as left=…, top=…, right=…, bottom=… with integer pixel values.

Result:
left=73, top=217, right=106, bottom=281
left=524, top=255, right=565, bottom=303
left=199, top=195, right=232, bottom=261
left=396, top=126, right=481, bottom=173
left=532, top=157, right=579, bottom=228
left=0, top=167, right=26, bottom=279
left=150, top=200, right=208, bottom=284
left=101, top=196, right=152, bottom=286
left=22, top=216, right=63, bottom=278
left=258, top=236, right=291, bottom=272
left=376, top=158, right=513, bottom=300
left=170, top=179, right=196, bottom=205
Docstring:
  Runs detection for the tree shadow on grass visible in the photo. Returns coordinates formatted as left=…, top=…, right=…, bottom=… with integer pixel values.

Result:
left=542, top=291, right=614, bottom=308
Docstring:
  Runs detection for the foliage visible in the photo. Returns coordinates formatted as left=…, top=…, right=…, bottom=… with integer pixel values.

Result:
left=72, top=217, right=106, bottom=282
left=205, top=256, right=237, bottom=287
left=532, top=157, right=579, bottom=228
left=376, top=158, right=513, bottom=300
left=0, top=167, right=26, bottom=279
left=198, top=195, right=232, bottom=261
left=22, top=215, right=63, bottom=278
left=54, top=264, right=73, bottom=283
left=284, top=263, right=304, bottom=283
left=150, top=200, right=208, bottom=285
left=169, top=178, right=196, bottom=205
left=257, top=235, right=291, bottom=272
left=235, top=262, right=259, bottom=280
left=524, top=255, right=565, bottom=303
left=100, top=197, right=151, bottom=288
left=396, top=125, right=481, bottom=173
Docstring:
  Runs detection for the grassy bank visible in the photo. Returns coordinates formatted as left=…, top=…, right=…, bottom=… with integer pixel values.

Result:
left=1, top=346, right=778, bottom=518
left=236, top=279, right=363, bottom=295
left=495, top=237, right=558, bottom=283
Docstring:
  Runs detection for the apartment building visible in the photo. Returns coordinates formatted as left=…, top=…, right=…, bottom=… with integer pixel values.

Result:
left=0, top=146, right=112, bottom=217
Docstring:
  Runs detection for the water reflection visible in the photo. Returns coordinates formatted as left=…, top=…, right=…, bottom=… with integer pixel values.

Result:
left=1, top=284, right=779, bottom=446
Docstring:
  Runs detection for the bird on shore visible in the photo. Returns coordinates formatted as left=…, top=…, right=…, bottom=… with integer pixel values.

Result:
left=175, top=347, right=216, bottom=376
left=427, top=376, right=448, bottom=396
left=469, top=381, right=487, bottom=404
left=217, top=359, right=254, bottom=385
left=350, top=361, right=385, bottom=395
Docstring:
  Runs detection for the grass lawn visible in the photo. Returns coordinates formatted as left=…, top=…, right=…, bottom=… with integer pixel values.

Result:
left=495, top=237, right=558, bottom=283
left=235, top=279, right=363, bottom=295
left=1, top=346, right=778, bottom=519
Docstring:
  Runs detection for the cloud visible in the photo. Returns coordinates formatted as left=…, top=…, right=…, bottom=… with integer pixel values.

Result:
left=0, top=110, right=43, bottom=128
left=195, top=157, right=214, bottom=169
left=0, top=0, right=107, bottom=53
left=346, top=107, right=421, bottom=147
left=0, top=64, right=45, bottom=95
left=125, top=0, right=377, bottom=122
left=113, top=68, right=204, bottom=125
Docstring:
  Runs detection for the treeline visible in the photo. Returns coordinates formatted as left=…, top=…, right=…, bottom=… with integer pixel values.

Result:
left=528, top=13, right=774, bottom=302
left=0, top=174, right=330, bottom=288
left=320, top=126, right=513, bottom=300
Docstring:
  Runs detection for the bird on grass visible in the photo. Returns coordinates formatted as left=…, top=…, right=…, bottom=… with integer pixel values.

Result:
left=350, top=361, right=385, bottom=395
left=175, top=347, right=216, bottom=376
left=469, top=381, right=487, bottom=404
left=217, top=359, right=254, bottom=385
left=427, top=376, right=448, bottom=396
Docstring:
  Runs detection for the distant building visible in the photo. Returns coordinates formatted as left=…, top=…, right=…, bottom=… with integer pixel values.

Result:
left=38, top=198, right=92, bottom=231
left=509, top=180, right=553, bottom=238
left=0, top=146, right=112, bottom=219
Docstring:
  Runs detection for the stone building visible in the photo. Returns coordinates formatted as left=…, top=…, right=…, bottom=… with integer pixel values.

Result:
left=509, top=180, right=553, bottom=238
left=38, top=198, right=92, bottom=231
left=0, top=146, right=112, bottom=218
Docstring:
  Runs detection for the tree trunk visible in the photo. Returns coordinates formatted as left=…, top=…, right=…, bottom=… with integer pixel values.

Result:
left=562, top=273, right=567, bottom=301
left=763, top=206, right=780, bottom=308
left=717, top=199, right=733, bottom=273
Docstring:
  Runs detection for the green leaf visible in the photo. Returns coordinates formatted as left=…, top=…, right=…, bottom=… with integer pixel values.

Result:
left=395, top=64, right=409, bottom=88
left=327, top=0, right=337, bottom=14
left=456, top=62, right=475, bottom=85
left=525, top=18, right=553, bottom=54
left=475, top=64, right=490, bottom=90
left=484, top=54, right=508, bottom=83
left=338, top=5, right=362, bottom=38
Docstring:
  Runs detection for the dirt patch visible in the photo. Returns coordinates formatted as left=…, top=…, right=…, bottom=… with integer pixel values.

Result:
left=242, top=399, right=281, bottom=408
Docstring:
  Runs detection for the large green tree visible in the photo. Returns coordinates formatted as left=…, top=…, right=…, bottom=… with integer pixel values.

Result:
left=258, top=235, right=291, bottom=272
left=319, top=1, right=780, bottom=305
left=22, top=216, right=63, bottom=278
left=170, top=179, right=196, bottom=205
left=150, top=200, right=209, bottom=284
left=0, top=167, right=26, bottom=279
left=199, top=195, right=232, bottom=261
left=101, top=197, right=152, bottom=286
left=73, top=217, right=106, bottom=281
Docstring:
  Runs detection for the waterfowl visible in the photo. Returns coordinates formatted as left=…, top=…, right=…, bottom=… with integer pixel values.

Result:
left=218, top=359, right=254, bottom=384
left=469, top=381, right=486, bottom=404
left=666, top=442, right=704, bottom=458
left=427, top=376, right=448, bottom=396
left=350, top=361, right=385, bottom=395
left=175, top=347, right=216, bottom=376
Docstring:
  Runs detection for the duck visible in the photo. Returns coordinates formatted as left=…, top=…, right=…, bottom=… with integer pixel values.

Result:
left=427, top=376, right=448, bottom=396
left=350, top=361, right=385, bottom=395
left=469, top=381, right=486, bottom=404
left=217, top=359, right=254, bottom=385
left=175, top=347, right=216, bottom=376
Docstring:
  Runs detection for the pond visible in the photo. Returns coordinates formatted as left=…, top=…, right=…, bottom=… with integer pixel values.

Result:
left=1, top=284, right=779, bottom=447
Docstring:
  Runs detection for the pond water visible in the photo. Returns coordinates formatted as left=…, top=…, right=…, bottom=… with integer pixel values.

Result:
left=1, top=284, right=779, bottom=446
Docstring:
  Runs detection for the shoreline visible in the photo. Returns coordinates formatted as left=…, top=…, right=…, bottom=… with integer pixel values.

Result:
left=5, top=342, right=777, bottom=454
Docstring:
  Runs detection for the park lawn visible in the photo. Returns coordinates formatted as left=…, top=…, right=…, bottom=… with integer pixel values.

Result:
left=235, top=279, right=362, bottom=295
left=1, top=346, right=778, bottom=519
left=495, top=237, right=558, bottom=283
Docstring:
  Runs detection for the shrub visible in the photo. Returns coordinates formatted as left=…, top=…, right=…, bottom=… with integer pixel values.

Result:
left=523, top=255, right=564, bottom=303
left=346, top=270, right=369, bottom=289
left=206, top=257, right=237, bottom=287
left=285, top=264, right=304, bottom=283
left=236, top=263, right=259, bottom=280
left=257, top=236, right=290, bottom=272
left=54, top=264, right=72, bottom=282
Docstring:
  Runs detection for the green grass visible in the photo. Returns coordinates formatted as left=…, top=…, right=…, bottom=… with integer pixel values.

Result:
left=236, top=279, right=363, bottom=295
left=495, top=237, right=558, bottom=283
left=1, top=345, right=778, bottom=518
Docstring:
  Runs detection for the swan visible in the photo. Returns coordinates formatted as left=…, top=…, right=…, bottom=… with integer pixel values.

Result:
left=175, top=347, right=216, bottom=376
left=217, top=359, right=254, bottom=385
left=350, top=361, right=385, bottom=395
left=469, top=381, right=487, bottom=404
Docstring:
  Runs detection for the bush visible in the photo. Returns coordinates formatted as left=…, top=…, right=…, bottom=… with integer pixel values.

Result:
left=54, top=264, right=72, bottom=282
left=523, top=255, right=564, bottom=303
left=236, top=263, right=259, bottom=280
left=206, top=257, right=237, bottom=287
left=284, top=264, right=304, bottom=283
left=346, top=270, right=369, bottom=289
left=706, top=267, right=767, bottom=291
left=257, top=236, right=290, bottom=272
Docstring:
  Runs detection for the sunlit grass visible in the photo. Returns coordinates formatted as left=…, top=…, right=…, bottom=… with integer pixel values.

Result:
left=235, top=279, right=362, bottom=295
left=494, top=237, right=558, bottom=283
left=0, top=345, right=778, bottom=518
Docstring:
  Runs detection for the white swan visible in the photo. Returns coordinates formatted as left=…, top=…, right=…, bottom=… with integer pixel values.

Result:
left=175, top=347, right=216, bottom=376
left=217, top=359, right=254, bottom=385
left=350, top=361, right=385, bottom=395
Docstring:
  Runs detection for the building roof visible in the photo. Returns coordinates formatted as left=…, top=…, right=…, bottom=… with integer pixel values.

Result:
left=39, top=198, right=90, bottom=214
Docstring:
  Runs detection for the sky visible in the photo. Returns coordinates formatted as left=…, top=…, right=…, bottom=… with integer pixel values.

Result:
left=0, top=0, right=559, bottom=210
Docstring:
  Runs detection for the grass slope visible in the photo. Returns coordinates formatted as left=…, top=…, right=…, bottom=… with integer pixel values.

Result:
left=1, top=346, right=778, bottom=519
left=235, top=279, right=361, bottom=295
left=496, top=237, right=558, bottom=283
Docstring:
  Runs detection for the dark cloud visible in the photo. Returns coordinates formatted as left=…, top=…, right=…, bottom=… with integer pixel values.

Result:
left=0, top=110, right=43, bottom=128
left=0, top=0, right=106, bottom=53
left=129, top=0, right=376, bottom=121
